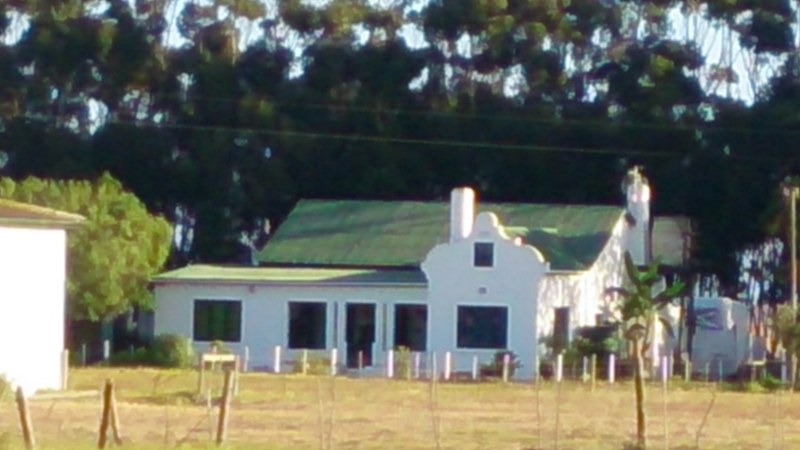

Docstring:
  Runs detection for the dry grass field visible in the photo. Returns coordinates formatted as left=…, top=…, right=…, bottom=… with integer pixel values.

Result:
left=1, top=368, right=799, bottom=449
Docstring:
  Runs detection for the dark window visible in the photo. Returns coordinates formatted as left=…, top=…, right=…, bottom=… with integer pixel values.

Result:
left=474, top=242, right=494, bottom=267
left=193, top=300, right=242, bottom=342
left=553, top=307, right=570, bottom=354
left=288, top=302, right=327, bottom=349
left=394, top=304, right=427, bottom=351
left=457, top=305, right=507, bottom=349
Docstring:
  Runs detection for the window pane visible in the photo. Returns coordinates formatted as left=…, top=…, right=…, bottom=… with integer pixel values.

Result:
left=193, top=300, right=242, bottom=342
left=474, top=242, right=494, bottom=267
left=394, top=304, right=427, bottom=351
left=288, top=302, right=327, bottom=349
left=457, top=306, right=507, bottom=349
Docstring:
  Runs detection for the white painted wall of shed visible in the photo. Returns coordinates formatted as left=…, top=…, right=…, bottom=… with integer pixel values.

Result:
left=0, top=226, right=66, bottom=394
left=154, top=282, right=426, bottom=370
left=422, top=212, right=548, bottom=379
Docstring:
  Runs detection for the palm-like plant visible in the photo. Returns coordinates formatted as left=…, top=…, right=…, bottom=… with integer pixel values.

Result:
left=608, top=252, right=685, bottom=450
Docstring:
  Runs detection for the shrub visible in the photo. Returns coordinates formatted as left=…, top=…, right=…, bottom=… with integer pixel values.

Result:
left=479, top=350, right=521, bottom=379
left=394, top=346, right=412, bottom=379
left=109, top=334, right=194, bottom=369
left=290, top=353, right=331, bottom=375
left=149, top=334, right=195, bottom=368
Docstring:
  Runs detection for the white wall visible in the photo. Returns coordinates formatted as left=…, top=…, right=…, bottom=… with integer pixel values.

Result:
left=0, top=226, right=66, bottom=394
left=422, top=212, right=548, bottom=378
left=154, top=281, right=426, bottom=370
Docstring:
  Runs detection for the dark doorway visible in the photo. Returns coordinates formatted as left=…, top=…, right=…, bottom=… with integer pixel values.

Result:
left=394, top=304, right=427, bottom=351
left=553, top=307, right=570, bottom=354
left=346, top=303, right=376, bottom=368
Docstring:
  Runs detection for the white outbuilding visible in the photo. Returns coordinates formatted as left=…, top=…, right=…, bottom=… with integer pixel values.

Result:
left=0, top=199, right=83, bottom=394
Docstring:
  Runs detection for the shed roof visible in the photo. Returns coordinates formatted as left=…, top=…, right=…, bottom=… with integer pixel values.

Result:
left=256, top=200, right=624, bottom=271
left=0, top=198, right=85, bottom=228
left=153, top=264, right=427, bottom=285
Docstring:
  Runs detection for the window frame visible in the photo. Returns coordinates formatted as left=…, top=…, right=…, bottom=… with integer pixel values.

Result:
left=192, top=298, right=244, bottom=343
left=455, top=304, right=509, bottom=350
left=287, top=300, right=328, bottom=350
left=473, top=242, right=495, bottom=268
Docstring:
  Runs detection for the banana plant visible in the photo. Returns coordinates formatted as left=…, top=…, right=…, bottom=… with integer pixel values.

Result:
left=607, top=251, right=685, bottom=450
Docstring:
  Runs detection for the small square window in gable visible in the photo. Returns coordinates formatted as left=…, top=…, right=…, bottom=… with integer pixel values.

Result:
left=474, top=242, right=494, bottom=267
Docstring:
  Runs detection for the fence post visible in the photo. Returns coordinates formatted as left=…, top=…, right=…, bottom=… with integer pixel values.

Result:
left=413, top=352, right=421, bottom=379
left=103, top=340, right=110, bottom=362
left=502, top=353, right=510, bottom=383
left=472, top=355, right=479, bottom=381
left=273, top=346, right=282, bottom=374
left=215, top=369, right=234, bottom=445
left=591, top=354, right=597, bottom=390
left=15, top=387, right=35, bottom=450
left=358, top=351, right=364, bottom=371
left=555, top=353, right=564, bottom=383
left=431, top=352, right=438, bottom=381
left=98, top=379, right=123, bottom=449
left=662, top=356, right=669, bottom=386
left=242, top=346, right=250, bottom=373
left=609, top=354, right=616, bottom=384
left=444, top=352, right=452, bottom=381
left=81, top=343, right=87, bottom=366
left=330, top=348, right=338, bottom=376
left=61, top=349, right=69, bottom=391
left=387, top=350, right=395, bottom=379
left=302, top=349, right=309, bottom=376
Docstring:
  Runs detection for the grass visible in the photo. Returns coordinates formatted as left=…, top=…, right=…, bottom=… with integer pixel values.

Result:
left=0, top=368, right=798, bottom=449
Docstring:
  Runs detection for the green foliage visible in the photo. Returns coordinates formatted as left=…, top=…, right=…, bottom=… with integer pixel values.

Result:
left=394, top=346, right=412, bottom=379
left=479, top=350, right=521, bottom=379
left=772, top=304, right=800, bottom=358
left=110, top=334, right=194, bottom=369
left=290, top=353, right=332, bottom=375
left=0, top=173, right=172, bottom=321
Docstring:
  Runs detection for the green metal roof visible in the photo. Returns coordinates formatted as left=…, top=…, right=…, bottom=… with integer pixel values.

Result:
left=256, top=200, right=624, bottom=271
left=153, top=264, right=427, bottom=285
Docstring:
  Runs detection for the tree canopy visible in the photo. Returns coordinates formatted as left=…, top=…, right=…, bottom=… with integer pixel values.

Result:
left=1, top=0, right=799, bottom=291
left=0, top=173, right=172, bottom=321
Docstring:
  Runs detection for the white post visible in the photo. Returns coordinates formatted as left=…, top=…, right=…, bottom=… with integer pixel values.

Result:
left=431, top=352, right=438, bottom=381
left=781, top=348, right=788, bottom=384
left=81, top=343, right=87, bottom=366
left=661, top=355, right=669, bottom=386
left=444, top=352, right=452, bottom=381
left=243, top=346, right=250, bottom=373
left=471, top=355, right=478, bottom=381
left=609, top=354, right=616, bottom=384
left=387, top=350, right=395, bottom=379
left=555, top=353, right=564, bottom=383
left=413, top=352, right=421, bottom=379
left=273, top=345, right=282, bottom=374
left=302, top=349, right=308, bottom=376
left=582, top=356, right=589, bottom=383
left=502, top=353, right=511, bottom=383
left=718, top=359, right=723, bottom=382
left=102, top=340, right=110, bottom=361
left=61, top=349, right=69, bottom=391
left=331, top=348, right=338, bottom=376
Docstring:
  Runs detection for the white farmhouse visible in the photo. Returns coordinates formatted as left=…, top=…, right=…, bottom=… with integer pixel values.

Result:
left=154, top=168, right=678, bottom=379
left=0, top=199, right=83, bottom=393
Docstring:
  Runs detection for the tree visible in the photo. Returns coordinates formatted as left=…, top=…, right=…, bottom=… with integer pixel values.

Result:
left=609, top=252, right=684, bottom=450
left=772, top=304, right=800, bottom=390
left=0, top=173, right=172, bottom=321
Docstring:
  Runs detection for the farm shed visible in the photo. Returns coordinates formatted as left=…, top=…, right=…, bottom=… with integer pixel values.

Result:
left=0, top=199, right=83, bottom=393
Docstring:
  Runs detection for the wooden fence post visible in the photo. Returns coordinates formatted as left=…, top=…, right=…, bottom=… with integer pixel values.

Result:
left=215, top=369, right=234, bottom=446
left=15, top=386, right=35, bottom=450
left=98, top=379, right=122, bottom=449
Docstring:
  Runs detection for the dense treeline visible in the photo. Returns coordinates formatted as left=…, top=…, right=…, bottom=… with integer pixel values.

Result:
left=1, top=0, right=799, bottom=292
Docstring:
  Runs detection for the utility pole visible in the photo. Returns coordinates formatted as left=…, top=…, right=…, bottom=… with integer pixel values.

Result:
left=782, top=181, right=798, bottom=389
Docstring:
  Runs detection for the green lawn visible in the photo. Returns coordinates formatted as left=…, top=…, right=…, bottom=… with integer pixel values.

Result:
left=0, top=368, right=796, bottom=449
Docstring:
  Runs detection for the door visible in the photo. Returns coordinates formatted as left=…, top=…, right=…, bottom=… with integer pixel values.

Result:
left=346, top=303, right=376, bottom=368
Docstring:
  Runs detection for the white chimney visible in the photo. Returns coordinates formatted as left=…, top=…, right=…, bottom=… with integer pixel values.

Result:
left=624, top=167, right=652, bottom=264
left=450, top=187, right=475, bottom=243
